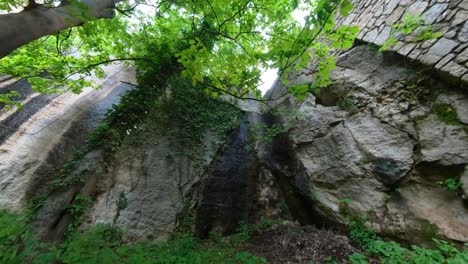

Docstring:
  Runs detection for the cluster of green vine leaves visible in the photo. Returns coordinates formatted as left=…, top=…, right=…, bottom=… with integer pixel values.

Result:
left=379, top=13, right=443, bottom=51
left=0, top=0, right=358, bottom=108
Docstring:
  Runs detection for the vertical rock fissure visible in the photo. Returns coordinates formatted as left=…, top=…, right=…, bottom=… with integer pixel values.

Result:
left=194, top=114, right=259, bottom=237
left=261, top=111, right=331, bottom=228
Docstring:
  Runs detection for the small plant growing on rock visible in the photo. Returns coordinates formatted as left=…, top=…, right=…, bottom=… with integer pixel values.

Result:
left=432, top=103, right=462, bottom=126
left=339, top=198, right=353, bottom=205
left=116, top=192, right=128, bottom=211
left=65, top=195, right=92, bottom=237
left=438, top=178, right=461, bottom=192
left=380, top=14, right=442, bottom=51
left=346, top=213, right=468, bottom=263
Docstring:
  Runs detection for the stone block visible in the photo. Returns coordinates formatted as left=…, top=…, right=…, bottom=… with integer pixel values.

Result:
left=456, top=48, right=468, bottom=64
left=407, top=1, right=429, bottom=15
left=363, top=28, right=379, bottom=42
left=435, top=53, right=456, bottom=69
left=386, top=7, right=406, bottom=25
left=399, top=43, right=417, bottom=56
left=422, top=3, right=449, bottom=24
left=427, top=38, right=459, bottom=58
left=458, top=21, right=468, bottom=42
left=375, top=26, right=392, bottom=45
left=452, top=10, right=468, bottom=26
left=383, top=0, right=401, bottom=15
left=441, top=61, right=467, bottom=77
left=461, top=0, right=468, bottom=10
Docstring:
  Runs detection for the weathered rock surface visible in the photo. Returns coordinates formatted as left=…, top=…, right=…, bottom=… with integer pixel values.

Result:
left=1, top=0, right=467, bottom=249
left=417, top=116, right=468, bottom=165
left=194, top=116, right=259, bottom=237
left=461, top=167, right=468, bottom=199
left=0, top=64, right=135, bottom=211
left=269, top=43, right=468, bottom=244
left=88, top=130, right=224, bottom=241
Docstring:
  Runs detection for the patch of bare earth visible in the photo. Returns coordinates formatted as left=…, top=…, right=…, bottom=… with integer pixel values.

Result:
left=246, top=224, right=359, bottom=263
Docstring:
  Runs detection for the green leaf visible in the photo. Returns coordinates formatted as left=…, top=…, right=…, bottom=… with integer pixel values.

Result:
left=288, top=84, right=309, bottom=100
left=339, top=0, right=353, bottom=17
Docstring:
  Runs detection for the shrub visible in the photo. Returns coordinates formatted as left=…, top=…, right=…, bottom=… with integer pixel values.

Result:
left=347, top=214, right=468, bottom=264
left=0, top=210, right=266, bottom=264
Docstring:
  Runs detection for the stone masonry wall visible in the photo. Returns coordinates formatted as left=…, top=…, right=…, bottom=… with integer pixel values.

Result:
left=338, top=0, right=468, bottom=84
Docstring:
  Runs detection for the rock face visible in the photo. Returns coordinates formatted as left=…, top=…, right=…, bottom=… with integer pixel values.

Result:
left=88, top=130, right=225, bottom=241
left=269, top=44, right=468, bottom=244
left=194, top=116, right=259, bottom=237
left=0, top=64, right=135, bottom=211
left=79, top=0, right=468, bottom=245
left=85, top=111, right=264, bottom=241
left=0, top=0, right=467, bottom=249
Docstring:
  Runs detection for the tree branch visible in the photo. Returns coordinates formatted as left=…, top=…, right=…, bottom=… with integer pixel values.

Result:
left=0, top=0, right=123, bottom=59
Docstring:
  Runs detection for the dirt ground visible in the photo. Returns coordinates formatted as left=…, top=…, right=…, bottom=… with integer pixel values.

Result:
left=245, top=224, right=362, bottom=263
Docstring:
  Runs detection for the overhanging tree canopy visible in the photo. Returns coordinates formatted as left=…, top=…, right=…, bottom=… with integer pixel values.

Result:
left=0, top=0, right=358, bottom=107
left=0, top=0, right=123, bottom=59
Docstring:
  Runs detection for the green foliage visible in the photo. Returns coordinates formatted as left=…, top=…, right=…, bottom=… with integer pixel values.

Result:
left=338, top=198, right=353, bottom=205
left=380, top=14, right=442, bottom=51
left=348, top=215, right=379, bottom=248
left=249, top=106, right=302, bottom=148
left=0, top=210, right=266, bottom=264
left=323, top=256, right=339, bottom=264
left=336, top=92, right=358, bottom=113
left=250, top=123, right=288, bottom=145
left=0, top=91, right=23, bottom=111
left=416, top=25, right=443, bottom=42
left=156, top=76, right=240, bottom=152
left=65, top=195, right=93, bottom=237
left=228, top=217, right=283, bottom=245
left=0, top=0, right=26, bottom=12
left=116, top=192, right=127, bottom=211
left=0, top=209, right=26, bottom=263
left=0, top=209, right=55, bottom=264
left=432, top=103, right=462, bottom=126
left=288, top=84, right=310, bottom=100
left=349, top=253, right=368, bottom=264
left=1, top=0, right=358, bottom=102
left=339, top=0, right=353, bottom=17
left=347, top=214, right=468, bottom=264
left=438, top=178, right=462, bottom=192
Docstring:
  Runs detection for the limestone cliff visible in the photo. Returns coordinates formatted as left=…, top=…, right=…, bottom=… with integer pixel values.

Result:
left=268, top=43, right=468, bottom=245
left=0, top=0, right=467, bottom=250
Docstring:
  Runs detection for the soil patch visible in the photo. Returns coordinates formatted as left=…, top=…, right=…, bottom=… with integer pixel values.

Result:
left=246, top=224, right=360, bottom=263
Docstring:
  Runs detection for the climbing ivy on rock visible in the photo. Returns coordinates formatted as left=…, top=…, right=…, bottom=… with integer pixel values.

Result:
left=155, top=76, right=240, bottom=152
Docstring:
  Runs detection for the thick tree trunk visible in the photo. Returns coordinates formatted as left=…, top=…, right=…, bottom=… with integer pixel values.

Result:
left=0, top=0, right=122, bottom=59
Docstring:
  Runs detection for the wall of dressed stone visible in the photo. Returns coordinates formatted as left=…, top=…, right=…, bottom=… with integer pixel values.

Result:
left=338, top=0, right=468, bottom=83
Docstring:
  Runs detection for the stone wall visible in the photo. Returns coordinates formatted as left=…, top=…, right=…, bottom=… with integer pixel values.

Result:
left=338, top=0, right=468, bottom=83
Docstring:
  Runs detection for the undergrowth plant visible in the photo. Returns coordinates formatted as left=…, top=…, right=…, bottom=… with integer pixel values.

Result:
left=0, top=210, right=267, bottom=264
left=226, top=217, right=283, bottom=245
left=64, top=195, right=93, bottom=237
left=346, top=213, right=468, bottom=264
left=438, top=178, right=462, bottom=193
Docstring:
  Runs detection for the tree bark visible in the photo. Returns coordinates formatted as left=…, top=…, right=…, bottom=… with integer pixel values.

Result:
left=0, top=0, right=123, bottom=59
